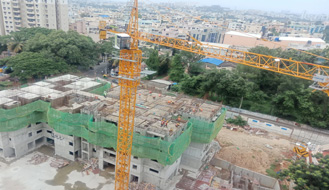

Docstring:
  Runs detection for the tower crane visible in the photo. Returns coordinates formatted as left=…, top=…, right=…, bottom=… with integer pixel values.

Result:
left=99, top=0, right=329, bottom=189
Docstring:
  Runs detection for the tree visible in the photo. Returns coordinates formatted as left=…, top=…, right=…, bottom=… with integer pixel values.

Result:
left=0, top=35, right=10, bottom=53
left=157, top=54, right=170, bottom=76
left=214, top=71, right=248, bottom=105
left=188, top=62, right=204, bottom=76
left=6, top=28, right=53, bottom=53
left=226, top=116, right=247, bottom=126
left=8, top=33, right=25, bottom=53
left=180, top=50, right=205, bottom=64
left=25, top=30, right=98, bottom=68
left=145, top=49, right=159, bottom=71
left=4, top=52, right=69, bottom=80
left=98, top=38, right=116, bottom=56
left=279, top=158, right=329, bottom=190
left=180, top=75, right=205, bottom=96
left=169, top=54, right=186, bottom=82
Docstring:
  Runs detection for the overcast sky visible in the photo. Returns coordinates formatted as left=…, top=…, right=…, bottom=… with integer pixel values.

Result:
left=142, top=0, right=329, bottom=14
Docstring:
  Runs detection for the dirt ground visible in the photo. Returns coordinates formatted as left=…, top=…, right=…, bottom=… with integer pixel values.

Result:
left=215, top=127, right=295, bottom=174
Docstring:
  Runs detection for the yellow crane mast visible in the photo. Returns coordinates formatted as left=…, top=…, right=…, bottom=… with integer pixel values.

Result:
left=99, top=1, right=329, bottom=189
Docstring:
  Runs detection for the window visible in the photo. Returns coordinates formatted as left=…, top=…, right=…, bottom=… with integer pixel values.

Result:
left=149, top=168, right=159, bottom=174
left=37, top=130, right=42, bottom=134
left=36, top=122, right=42, bottom=125
left=133, top=156, right=138, bottom=160
left=69, top=151, right=73, bottom=155
left=133, top=165, right=137, bottom=169
left=28, top=132, right=32, bottom=137
left=69, top=142, right=73, bottom=146
left=47, top=130, right=52, bottom=134
left=151, top=159, right=158, bottom=163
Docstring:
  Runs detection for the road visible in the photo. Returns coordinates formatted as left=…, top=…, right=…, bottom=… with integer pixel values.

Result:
left=84, top=61, right=110, bottom=78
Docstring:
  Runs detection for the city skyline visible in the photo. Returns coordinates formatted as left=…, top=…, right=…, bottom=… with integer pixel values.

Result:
left=109, top=0, right=329, bottom=15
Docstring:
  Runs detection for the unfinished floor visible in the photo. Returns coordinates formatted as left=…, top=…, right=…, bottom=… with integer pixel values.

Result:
left=0, top=146, right=115, bottom=190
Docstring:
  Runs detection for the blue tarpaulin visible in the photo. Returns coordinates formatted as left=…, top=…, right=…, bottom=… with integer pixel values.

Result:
left=199, top=58, right=224, bottom=66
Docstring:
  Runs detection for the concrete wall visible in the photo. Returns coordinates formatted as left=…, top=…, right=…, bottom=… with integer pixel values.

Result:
left=97, top=142, right=181, bottom=189
left=0, top=123, right=53, bottom=159
left=211, top=158, right=280, bottom=190
left=53, top=131, right=80, bottom=161
left=248, top=118, right=293, bottom=137
left=181, top=142, right=209, bottom=170
left=226, top=107, right=329, bottom=145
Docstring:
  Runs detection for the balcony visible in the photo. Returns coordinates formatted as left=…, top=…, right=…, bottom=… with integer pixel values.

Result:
left=27, top=19, right=36, bottom=23
left=12, top=3, right=19, bottom=8
left=13, top=8, right=20, bottom=12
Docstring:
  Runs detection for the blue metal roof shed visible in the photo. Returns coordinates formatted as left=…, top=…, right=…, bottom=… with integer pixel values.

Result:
left=199, top=58, right=224, bottom=66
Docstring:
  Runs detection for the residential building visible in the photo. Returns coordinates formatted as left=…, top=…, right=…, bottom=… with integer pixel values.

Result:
left=0, top=0, right=69, bottom=36
left=69, top=19, right=87, bottom=34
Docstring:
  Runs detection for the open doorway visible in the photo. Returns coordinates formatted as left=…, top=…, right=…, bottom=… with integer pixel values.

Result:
left=131, top=175, right=139, bottom=182
left=35, top=137, right=44, bottom=147
left=103, top=161, right=115, bottom=172
left=46, top=137, right=54, bottom=146
left=6, top=147, right=16, bottom=158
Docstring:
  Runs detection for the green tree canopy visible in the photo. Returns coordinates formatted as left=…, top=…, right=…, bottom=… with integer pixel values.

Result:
left=279, top=157, right=329, bottom=190
left=157, top=54, right=171, bottom=76
left=145, top=49, right=160, bottom=71
left=169, top=54, right=186, bottom=82
left=25, top=30, right=98, bottom=67
left=4, top=52, right=69, bottom=80
left=188, top=62, right=204, bottom=76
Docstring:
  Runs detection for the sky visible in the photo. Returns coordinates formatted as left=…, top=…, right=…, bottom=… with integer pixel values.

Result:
left=144, top=0, right=329, bottom=15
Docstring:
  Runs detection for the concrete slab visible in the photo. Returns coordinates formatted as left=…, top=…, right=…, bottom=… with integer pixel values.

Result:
left=42, top=93, right=65, bottom=100
left=46, top=74, right=80, bottom=83
left=0, top=97, right=14, bottom=105
left=21, top=85, right=62, bottom=96
left=79, top=77, right=94, bottom=82
left=3, top=101, right=21, bottom=109
left=0, top=89, right=24, bottom=98
left=18, top=93, right=40, bottom=100
left=34, top=81, right=52, bottom=87
left=64, top=81, right=102, bottom=91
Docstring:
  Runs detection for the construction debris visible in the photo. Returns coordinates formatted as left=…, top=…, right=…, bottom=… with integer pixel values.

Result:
left=27, top=154, right=49, bottom=165
left=129, top=182, right=156, bottom=190
left=82, top=158, right=99, bottom=175
left=50, top=158, right=69, bottom=169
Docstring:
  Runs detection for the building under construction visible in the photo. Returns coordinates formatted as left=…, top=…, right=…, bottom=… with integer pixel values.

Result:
left=0, top=74, right=226, bottom=189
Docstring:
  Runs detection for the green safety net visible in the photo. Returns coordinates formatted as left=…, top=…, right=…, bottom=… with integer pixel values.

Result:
left=89, top=82, right=111, bottom=95
left=0, top=100, right=226, bottom=165
left=189, top=108, right=227, bottom=143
